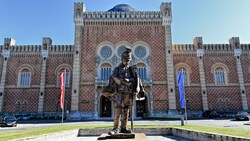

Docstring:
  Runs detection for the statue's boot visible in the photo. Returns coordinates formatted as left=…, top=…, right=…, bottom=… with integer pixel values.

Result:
left=120, top=128, right=132, bottom=133
left=108, top=128, right=118, bottom=135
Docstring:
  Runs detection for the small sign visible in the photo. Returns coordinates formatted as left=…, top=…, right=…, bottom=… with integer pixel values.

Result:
left=2, top=50, right=10, bottom=59
left=234, top=49, right=241, bottom=57
left=197, top=49, right=204, bottom=57
left=41, top=50, right=48, bottom=58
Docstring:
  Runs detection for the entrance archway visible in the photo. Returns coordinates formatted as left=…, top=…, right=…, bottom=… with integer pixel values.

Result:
left=100, top=96, right=112, bottom=117
left=136, top=96, right=148, bottom=117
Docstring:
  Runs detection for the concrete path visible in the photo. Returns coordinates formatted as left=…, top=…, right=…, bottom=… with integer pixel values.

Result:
left=11, top=129, right=190, bottom=141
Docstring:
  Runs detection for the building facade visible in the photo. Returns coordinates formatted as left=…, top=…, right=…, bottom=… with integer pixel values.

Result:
left=0, top=2, right=249, bottom=119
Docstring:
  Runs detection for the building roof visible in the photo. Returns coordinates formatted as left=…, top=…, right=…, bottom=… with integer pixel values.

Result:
left=108, top=4, right=137, bottom=12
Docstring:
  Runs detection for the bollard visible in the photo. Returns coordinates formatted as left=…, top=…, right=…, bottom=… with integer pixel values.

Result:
left=181, top=116, right=184, bottom=126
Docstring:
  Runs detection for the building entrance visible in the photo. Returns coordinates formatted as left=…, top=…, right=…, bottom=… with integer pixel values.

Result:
left=100, top=96, right=112, bottom=117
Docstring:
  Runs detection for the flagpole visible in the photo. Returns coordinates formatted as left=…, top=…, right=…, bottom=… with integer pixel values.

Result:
left=62, top=70, right=66, bottom=125
left=182, top=69, right=187, bottom=125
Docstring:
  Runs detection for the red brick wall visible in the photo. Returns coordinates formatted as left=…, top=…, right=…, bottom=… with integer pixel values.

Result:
left=6, top=56, right=43, bottom=85
left=81, top=25, right=166, bottom=81
left=207, top=87, right=242, bottom=110
left=153, top=85, right=168, bottom=111
left=241, top=55, right=250, bottom=83
left=3, top=89, right=39, bottom=112
left=80, top=25, right=167, bottom=112
left=3, top=55, right=73, bottom=113
left=246, top=87, right=250, bottom=109
left=44, top=88, right=71, bottom=112
left=203, top=56, right=238, bottom=84
left=79, top=86, right=95, bottom=112
left=173, top=56, right=200, bottom=84
left=175, top=87, right=202, bottom=110
left=45, top=56, right=73, bottom=85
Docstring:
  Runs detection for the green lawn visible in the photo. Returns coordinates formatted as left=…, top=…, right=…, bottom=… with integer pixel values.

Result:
left=0, top=124, right=249, bottom=141
left=174, top=125, right=250, bottom=138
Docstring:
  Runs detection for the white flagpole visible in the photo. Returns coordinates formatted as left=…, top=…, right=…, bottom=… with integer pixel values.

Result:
left=182, top=69, right=187, bottom=125
left=62, top=70, right=66, bottom=125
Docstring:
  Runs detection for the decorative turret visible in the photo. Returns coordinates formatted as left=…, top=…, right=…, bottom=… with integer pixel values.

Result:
left=42, top=37, right=52, bottom=50
left=4, top=38, right=15, bottom=51
left=2, top=38, right=15, bottom=60
left=193, top=37, right=203, bottom=49
left=160, top=2, right=172, bottom=26
left=194, top=37, right=204, bottom=59
left=74, top=2, right=86, bottom=18
left=160, top=2, right=172, bottom=17
left=41, top=37, right=51, bottom=59
left=74, top=2, right=85, bottom=26
left=229, top=37, right=240, bottom=49
left=230, top=37, right=241, bottom=59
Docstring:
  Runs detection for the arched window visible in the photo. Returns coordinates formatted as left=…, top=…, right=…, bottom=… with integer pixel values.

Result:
left=136, top=63, right=147, bottom=80
left=15, top=101, right=21, bottom=112
left=57, top=68, right=70, bottom=87
left=101, top=63, right=112, bottom=80
left=22, top=100, right=27, bottom=112
left=215, top=67, right=226, bottom=86
left=18, top=68, right=31, bottom=88
left=177, top=68, right=188, bottom=86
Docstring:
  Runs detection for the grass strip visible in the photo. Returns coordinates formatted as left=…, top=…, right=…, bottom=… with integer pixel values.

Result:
left=174, top=125, right=250, bottom=138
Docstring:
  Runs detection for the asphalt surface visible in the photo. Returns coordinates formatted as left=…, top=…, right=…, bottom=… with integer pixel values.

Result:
left=1, top=118, right=250, bottom=141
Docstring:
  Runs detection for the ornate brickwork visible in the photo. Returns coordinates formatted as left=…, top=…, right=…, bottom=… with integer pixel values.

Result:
left=3, top=89, right=39, bottom=112
left=173, top=56, right=201, bottom=84
left=153, top=85, right=168, bottom=111
left=45, top=56, right=73, bottom=86
left=203, top=56, right=238, bottom=84
left=207, top=87, right=242, bottom=110
left=6, top=57, right=42, bottom=86
left=175, top=87, right=202, bottom=110
left=79, top=86, right=95, bottom=112
left=44, top=88, right=71, bottom=112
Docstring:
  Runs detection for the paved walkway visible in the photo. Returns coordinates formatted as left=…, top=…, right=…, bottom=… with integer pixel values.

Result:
left=11, top=129, right=190, bottom=141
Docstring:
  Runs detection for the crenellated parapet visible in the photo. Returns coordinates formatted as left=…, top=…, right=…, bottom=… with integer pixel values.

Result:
left=82, top=11, right=162, bottom=19
left=8, top=45, right=74, bottom=53
left=173, top=44, right=196, bottom=56
left=0, top=38, right=74, bottom=58
left=172, top=37, right=250, bottom=57
left=74, top=3, right=163, bottom=26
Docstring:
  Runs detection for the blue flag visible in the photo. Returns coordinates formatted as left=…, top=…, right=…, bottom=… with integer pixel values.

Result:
left=178, top=72, right=185, bottom=109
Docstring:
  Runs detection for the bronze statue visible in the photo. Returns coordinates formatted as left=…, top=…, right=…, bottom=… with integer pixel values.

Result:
left=102, top=46, right=145, bottom=136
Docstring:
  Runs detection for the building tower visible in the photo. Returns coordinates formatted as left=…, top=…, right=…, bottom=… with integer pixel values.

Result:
left=69, top=2, right=86, bottom=119
left=0, top=38, right=15, bottom=112
left=160, top=3, right=177, bottom=116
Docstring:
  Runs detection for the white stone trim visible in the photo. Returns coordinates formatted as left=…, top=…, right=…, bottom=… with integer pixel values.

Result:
left=132, top=41, right=151, bottom=60
left=54, top=64, right=72, bottom=75
left=114, top=41, right=132, bottom=59
left=16, top=64, right=34, bottom=76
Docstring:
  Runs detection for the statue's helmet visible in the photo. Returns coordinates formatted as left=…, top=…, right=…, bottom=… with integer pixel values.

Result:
left=121, top=46, right=132, bottom=61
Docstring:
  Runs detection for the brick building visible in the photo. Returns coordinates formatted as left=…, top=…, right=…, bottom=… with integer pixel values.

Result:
left=0, top=3, right=249, bottom=119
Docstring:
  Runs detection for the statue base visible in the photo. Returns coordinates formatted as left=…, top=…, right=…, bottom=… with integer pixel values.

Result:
left=97, top=133, right=148, bottom=140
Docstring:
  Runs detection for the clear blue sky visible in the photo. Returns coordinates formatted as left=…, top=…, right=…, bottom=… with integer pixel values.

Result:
left=0, top=0, right=249, bottom=45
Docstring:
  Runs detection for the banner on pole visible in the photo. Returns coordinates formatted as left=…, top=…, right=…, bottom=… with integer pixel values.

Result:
left=60, top=71, right=66, bottom=109
left=177, top=71, right=185, bottom=109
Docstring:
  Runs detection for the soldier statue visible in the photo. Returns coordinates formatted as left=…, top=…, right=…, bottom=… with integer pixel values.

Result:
left=102, top=46, right=145, bottom=136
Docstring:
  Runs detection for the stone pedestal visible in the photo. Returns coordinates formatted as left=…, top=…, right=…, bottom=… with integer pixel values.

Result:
left=97, top=133, right=148, bottom=141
